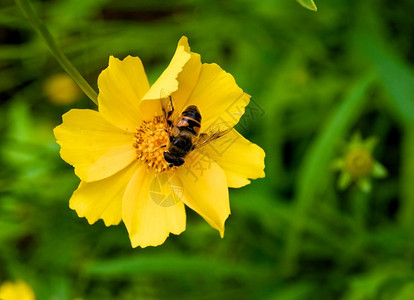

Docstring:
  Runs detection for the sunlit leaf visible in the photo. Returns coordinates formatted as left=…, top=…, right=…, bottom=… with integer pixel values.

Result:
left=297, top=0, right=317, bottom=11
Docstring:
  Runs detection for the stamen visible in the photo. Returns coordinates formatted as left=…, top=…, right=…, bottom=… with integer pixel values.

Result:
left=133, top=116, right=174, bottom=173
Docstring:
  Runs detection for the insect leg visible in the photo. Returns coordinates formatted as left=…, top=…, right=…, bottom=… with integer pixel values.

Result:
left=150, top=144, right=167, bottom=153
left=166, top=95, right=174, bottom=128
left=168, top=95, right=174, bottom=116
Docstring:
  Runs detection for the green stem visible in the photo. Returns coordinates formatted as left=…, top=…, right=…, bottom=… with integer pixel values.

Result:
left=15, top=0, right=98, bottom=105
left=281, top=73, right=376, bottom=276
left=398, top=126, right=414, bottom=232
left=350, top=189, right=368, bottom=233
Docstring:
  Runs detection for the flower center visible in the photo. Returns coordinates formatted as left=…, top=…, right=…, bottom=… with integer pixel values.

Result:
left=344, top=148, right=374, bottom=178
left=133, top=116, right=173, bottom=173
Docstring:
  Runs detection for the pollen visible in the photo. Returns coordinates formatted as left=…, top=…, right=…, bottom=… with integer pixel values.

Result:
left=344, top=148, right=374, bottom=178
left=133, top=116, right=173, bottom=173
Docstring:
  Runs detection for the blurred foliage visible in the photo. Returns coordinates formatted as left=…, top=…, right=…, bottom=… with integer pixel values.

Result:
left=1, top=0, right=414, bottom=299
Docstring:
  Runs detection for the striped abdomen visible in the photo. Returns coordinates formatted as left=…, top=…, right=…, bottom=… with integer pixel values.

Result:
left=175, top=105, right=201, bottom=136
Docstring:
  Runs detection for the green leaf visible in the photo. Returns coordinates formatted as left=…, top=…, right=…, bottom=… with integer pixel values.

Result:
left=297, top=0, right=317, bottom=11
left=83, top=254, right=269, bottom=280
left=354, top=32, right=414, bottom=127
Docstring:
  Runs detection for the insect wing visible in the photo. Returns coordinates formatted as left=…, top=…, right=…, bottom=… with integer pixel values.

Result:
left=193, top=127, right=233, bottom=150
left=160, top=95, right=173, bottom=118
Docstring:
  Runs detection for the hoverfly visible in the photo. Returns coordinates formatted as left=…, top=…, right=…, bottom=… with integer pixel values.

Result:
left=159, top=95, right=232, bottom=167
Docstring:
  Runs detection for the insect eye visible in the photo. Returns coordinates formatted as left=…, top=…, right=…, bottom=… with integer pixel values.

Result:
left=163, top=151, right=175, bottom=163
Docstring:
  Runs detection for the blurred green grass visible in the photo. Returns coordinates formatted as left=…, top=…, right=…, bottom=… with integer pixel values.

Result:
left=1, top=0, right=414, bottom=299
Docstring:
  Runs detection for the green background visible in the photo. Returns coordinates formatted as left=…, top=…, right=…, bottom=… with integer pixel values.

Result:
left=1, top=0, right=414, bottom=299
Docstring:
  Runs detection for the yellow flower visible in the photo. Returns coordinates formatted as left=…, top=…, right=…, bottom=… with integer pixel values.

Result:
left=333, top=133, right=387, bottom=193
left=0, top=281, right=36, bottom=300
left=54, top=36, right=265, bottom=248
left=44, top=73, right=82, bottom=105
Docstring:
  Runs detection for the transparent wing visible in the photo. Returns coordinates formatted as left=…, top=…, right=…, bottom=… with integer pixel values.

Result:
left=160, top=92, right=173, bottom=119
left=193, top=126, right=233, bottom=150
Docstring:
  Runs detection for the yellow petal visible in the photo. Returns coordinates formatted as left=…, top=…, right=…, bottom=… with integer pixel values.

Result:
left=140, top=36, right=192, bottom=118
left=203, top=129, right=265, bottom=188
left=70, top=161, right=140, bottom=226
left=98, top=56, right=150, bottom=132
left=122, top=167, right=186, bottom=248
left=173, top=155, right=230, bottom=236
left=186, top=63, right=250, bottom=130
left=54, top=109, right=136, bottom=182
left=172, top=37, right=202, bottom=114
left=0, top=281, right=35, bottom=300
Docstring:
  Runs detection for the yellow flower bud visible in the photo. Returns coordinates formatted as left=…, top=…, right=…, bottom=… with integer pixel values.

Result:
left=344, top=148, right=374, bottom=178
left=43, top=73, right=82, bottom=105
left=333, top=133, right=387, bottom=192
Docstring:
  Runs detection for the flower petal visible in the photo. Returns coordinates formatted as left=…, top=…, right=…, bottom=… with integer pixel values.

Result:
left=122, top=167, right=186, bottom=248
left=338, top=171, right=352, bottom=190
left=203, top=129, right=265, bottom=188
left=70, top=161, right=140, bottom=226
left=172, top=37, right=202, bottom=114
left=173, top=155, right=230, bottom=236
left=187, top=63, right=250, bottom=131
left=372, top=161, right=388, bottom=178
left=140, top=37, right=192, bottom=118
left=98, top=55, right=150, bottom=132
left=0, top=281, right=35, bottom=300
left=358, top=177, right=372, bottom=193
left=54, top=109, right=136, bottom=182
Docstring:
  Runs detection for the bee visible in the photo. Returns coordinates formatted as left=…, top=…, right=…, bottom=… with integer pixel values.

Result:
left=159, top=95, right=232, bottom=167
